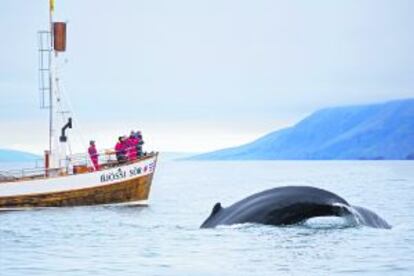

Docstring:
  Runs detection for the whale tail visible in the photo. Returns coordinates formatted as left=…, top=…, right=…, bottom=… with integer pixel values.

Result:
left=348, top=205, right=392, bottom=229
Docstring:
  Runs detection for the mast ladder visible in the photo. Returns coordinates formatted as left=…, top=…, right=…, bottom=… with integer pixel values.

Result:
left=37, top=30, right=52, bottom=109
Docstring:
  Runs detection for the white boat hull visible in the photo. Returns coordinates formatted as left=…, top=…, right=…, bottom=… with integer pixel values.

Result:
left=0, top=155, right=158, bottom=210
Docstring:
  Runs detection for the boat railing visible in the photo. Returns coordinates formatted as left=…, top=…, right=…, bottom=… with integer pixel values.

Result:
left=0, top=150, right=156, bottom=182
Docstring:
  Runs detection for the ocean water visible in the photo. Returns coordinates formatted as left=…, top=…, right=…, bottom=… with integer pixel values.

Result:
left=1, top=161, right=414, bottom=275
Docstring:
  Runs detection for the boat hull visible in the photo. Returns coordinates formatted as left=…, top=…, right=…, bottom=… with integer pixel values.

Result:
left=0, top=154, right=157, bottom=210
left=0, top=174, right=153, bottom=209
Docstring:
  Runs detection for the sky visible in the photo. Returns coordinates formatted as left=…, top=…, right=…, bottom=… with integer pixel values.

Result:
left=0, top=0, right=413, bottom=154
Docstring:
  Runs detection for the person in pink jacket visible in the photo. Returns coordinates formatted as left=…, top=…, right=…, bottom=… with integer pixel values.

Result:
left=127, top=131, right=139, bottom=161
left=88, top=140, right=100, bottom=171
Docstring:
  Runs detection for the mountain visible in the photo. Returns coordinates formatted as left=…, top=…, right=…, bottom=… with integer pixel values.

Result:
left=0, top=149, right=40, bottom=162
left=189, top=99, right=414, bottom=160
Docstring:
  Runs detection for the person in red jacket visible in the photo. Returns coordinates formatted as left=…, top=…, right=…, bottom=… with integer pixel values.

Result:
left=88, top=140, right=100, bottom=171
left=127, top=131, right=138, bottom=161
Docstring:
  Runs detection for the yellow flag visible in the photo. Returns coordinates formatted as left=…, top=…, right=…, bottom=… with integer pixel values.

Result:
left=50, top=0, right=55, bottom=12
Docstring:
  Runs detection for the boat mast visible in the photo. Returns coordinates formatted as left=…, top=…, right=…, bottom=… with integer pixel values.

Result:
left=39, top=0, right=70, bottom=170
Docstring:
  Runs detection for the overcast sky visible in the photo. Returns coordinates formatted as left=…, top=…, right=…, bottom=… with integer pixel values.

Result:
left=0, top=0, right=413, bottom=154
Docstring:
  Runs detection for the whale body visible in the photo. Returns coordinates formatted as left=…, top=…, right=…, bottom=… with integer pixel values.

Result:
left=200, top=186, right=391, bottom=229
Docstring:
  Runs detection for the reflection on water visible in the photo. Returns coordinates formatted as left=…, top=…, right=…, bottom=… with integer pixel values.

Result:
left=1, top=161, right=414, bottom=275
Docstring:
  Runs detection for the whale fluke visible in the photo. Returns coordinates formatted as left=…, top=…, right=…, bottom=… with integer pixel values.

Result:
left=350, top=205, right=392, bottom=229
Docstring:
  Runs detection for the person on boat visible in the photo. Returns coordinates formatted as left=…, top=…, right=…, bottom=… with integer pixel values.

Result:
left=115, top=136, right=127, bottom=163
left=88, top=140, right=100, bottom=171
left=136, top=130, right=144, bottom=157
left=127, top=131, right=138, bottom=161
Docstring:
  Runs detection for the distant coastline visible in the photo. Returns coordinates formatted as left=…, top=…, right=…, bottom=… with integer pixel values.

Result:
left=189, top=98, right=414, bottom=161
left=0, top=149, right=40, bottom=163
left=159, top=152, right=200, bottom=161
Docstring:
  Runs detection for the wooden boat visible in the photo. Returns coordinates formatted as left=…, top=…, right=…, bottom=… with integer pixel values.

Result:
left=0, top=1, right=158, bottom=210
left=0, top=153, right=158, bottom=210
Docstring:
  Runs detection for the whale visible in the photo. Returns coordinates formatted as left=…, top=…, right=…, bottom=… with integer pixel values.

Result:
left=200, top=186, right=391, bottom=229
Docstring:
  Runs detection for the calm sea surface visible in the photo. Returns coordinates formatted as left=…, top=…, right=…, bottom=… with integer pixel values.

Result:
left=1, top=161, right=414, bottom=275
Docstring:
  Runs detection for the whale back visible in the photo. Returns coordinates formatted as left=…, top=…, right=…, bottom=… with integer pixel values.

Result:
left=201, top=186, right=351, bottom=228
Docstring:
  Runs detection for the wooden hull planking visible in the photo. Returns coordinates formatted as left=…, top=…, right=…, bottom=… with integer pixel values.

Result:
left=0, top=173, right=154, bottom=209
